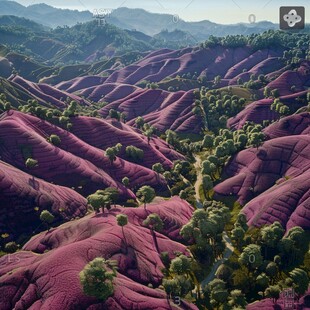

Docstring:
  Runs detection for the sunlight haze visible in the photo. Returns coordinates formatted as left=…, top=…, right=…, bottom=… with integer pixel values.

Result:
left=10, top=0, right=310, bottom=24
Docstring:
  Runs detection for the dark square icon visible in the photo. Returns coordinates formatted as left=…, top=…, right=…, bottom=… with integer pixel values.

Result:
left=280, top=7, right=305, bottom=30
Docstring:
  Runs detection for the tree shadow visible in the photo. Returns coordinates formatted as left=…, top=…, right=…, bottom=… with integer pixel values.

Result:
left=29, top=177, right=40, bottom=190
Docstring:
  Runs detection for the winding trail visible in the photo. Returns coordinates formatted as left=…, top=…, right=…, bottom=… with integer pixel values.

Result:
left=194, top=154, right=203, bottom=209
left=192, top=154, right=234, bottom=288
left=200, top=232, right=234, bottom=289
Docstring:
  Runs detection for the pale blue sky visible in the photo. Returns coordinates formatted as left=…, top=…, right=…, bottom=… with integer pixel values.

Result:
left=12, top=0, right=310, bottom=24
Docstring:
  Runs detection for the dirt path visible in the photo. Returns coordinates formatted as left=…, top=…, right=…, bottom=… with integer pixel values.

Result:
left=193, top=154, right=203, bottom=208
left=201, top=232, right=234, bottom=289
left=192, top=154, right=235, bottom=289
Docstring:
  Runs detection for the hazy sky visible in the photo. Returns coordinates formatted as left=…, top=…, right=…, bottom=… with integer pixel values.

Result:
left=12, top=0, right=310, bottom=24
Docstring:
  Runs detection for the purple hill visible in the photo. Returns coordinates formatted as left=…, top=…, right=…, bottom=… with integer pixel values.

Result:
left=228, top=91, right=308, bottom=130
left=0, top=111, right=178, bottom=197
left=0, top=160, right=87, bottom=239
left=8, top=75, right=89, bottom=108
left=0, top=197, right=198, bottom=310
left=215, top=114, right=310, bottom=231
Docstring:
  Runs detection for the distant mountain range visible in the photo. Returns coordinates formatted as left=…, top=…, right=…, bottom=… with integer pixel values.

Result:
left=0, top=0, right=92, bottom=27
left=0, top=0, right=278, bottom=40
left=0, top=15, right=196, bottom=70
left=108, top=8, right=278, bottom=39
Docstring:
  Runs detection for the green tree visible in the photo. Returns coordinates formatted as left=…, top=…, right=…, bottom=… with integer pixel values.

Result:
left=249, top=132, right=265, bottom=149
left=261, top=222, right=285, bottom=248
left=256, top=273, right=269, bottom=289
left=122, top=177, right=130, bottom=188
left=120, top=112, right=127, bottom=123
left=264, top=87, right=270, bottom=98
left=135, top=116, right=145, bottom=129
left=109, top=109, right=121, bottom=121
left=160, top=251, right=171, bottom=270
left=79, top=257, right=117, bottom=300
left=103, top=187, right=119, bottom=208
left=163, top=278, right=181, bottom=303
left=105, top=144, right=122, bottom=165
left=216, top=264, right=232, bottom=282
left=215, top=145, right=225, bottom=158
left=144, top=129, right=153, bottom=144
left=125, top=145, right=144, bottom=162
left=202, top=175, right=213, bottom=199
left=180, top=208, right=227, bottom=261
left=4, top=241, right=19, bottom=253
left=264, top=285, right=280, bottom=304
left=207, top=279, right=228, bottom=309
left=116, top=214, right=128, bottom=253
left=239, top=244, right=263, bottom=271
left=287, top=226, right=306, bottom=248
left=223, top=139, right=237, bottom=154
left=87, top=194, right=104, bottom=213
left=169, top=255, right=199, bottom=299
left=288, top=268, right=309, bottom=298
left=136, top=186, right=156, bottom=210
left=105, top=147, right=117, bottom=165
left=48, top=134, right=61, bottom=146
left=202, top=160, right=216, bottom=177
left=4, top=102, right=11, bottom=111
left=165, top=130, right=178, bottom=147
left=265, top=262, right=278, bottom=281
left=68, top=100, right=77, bottom=113
left=114, top=143, right=122, bottom=153
left=271, top=89, right=280, bottom=98
left=67, top=123, right=73, bottom=131
left=278, top=238, right=297, bottom=266
left=214, top=75, right=222, bottom=86
left=40, top=210, right=55, bottom=231
left=207, top=155, right=219, bottom=166
left=169, top=255, right=191, bottom=275
left=163, top=171, right=172, bottom=182
left=25, top=158, right=38, bottom=169
left=176, top=275, right=195, bottom=298
left=150, top=83, right=159, bottom=89
left=0, top=93, right=6, bottom=102
left=152, top=163, right=164, bottom=178
left=59, top=116, right=69, bottom=125
left=227, top=289, right=247, bottom=309
left=202, top=134, right=214, bottom=150
left=235, top=213, right=248, bottom=232
left=143, top=213, right=163, bottom=252
left=231, top=225, right=245, bottom=250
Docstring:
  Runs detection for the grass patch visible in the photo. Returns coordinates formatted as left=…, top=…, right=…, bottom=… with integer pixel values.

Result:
left=225, top=201, right=243, bottom=233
